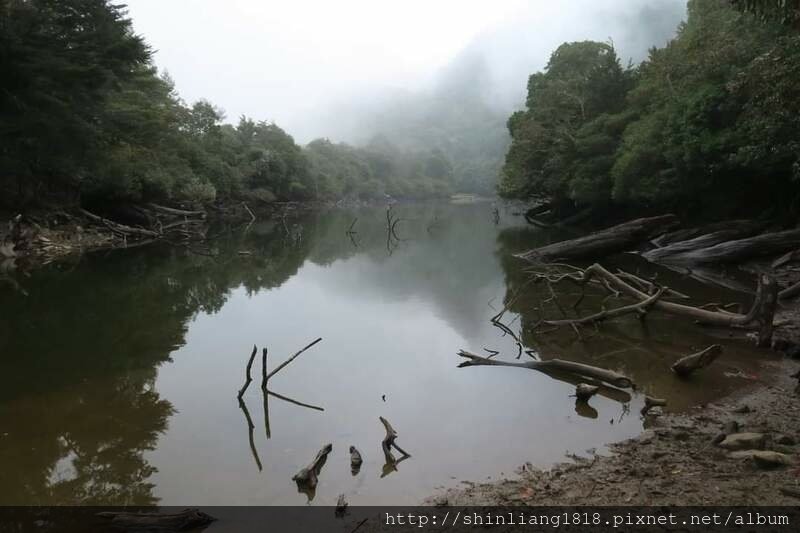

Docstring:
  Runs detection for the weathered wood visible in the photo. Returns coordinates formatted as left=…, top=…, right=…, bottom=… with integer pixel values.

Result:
left=543, top=287, right=665, bottom=327
left=671, top=345, right=723, bottom=377
left=96, top=509, right=216, bottom=531
left=146, top=202, right=206, bottom=218
left=266, top=337, right=322, bottom=381
left=575, top=383, right=599, bottom=401
left=237, top=345, right=258, bottom=399
left=772, top=248, right=800, bottom=268
left=292, top=443, right=332, bottom=489
left=380, top=416, right=411, bottom=478
left=517, top=214, right=679, bottom=262
left=81, top=209, right=160, bottom=238
left=547, top=263, right=772, bottom=328
left=651, top=219, right=762, bottom=248
left=457, top=350, right=634, bottom=389
left=650, top=228, right=800, bottom=265
left=238, top=398, right=263, bottom=471
left=349, top=445, right=363, bottom=475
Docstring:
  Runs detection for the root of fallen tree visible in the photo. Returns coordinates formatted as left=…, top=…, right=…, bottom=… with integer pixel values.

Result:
left=292, top=443, right=333, bottom=489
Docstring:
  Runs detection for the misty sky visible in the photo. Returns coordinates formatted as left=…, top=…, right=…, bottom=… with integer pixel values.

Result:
left=125, top=0, right=686, bottom=143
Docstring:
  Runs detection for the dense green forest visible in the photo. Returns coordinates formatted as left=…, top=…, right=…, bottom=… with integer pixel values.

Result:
left=0, top=0, right=456, bottom=210
left=500, top=0, right=800, bottom=219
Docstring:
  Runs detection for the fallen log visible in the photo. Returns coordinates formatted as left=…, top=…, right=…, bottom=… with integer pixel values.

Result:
left=292, top=443, right=333, bottom=489
left=651, top=219, right=762, bottom=248
left=671, top=345, right=723, bottom=377
left=649, top=228, right=800, bottom=265
left=457, top=350, right=634, bottom=389
left=146, top=202, right=206, bottom=219
left=97, top=509, right=216, bottom=531
left=517, top=214, right=678, bottom=262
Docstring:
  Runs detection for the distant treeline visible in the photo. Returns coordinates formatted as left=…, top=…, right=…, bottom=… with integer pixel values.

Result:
left=0, top=0, right=457, bottom=209
left=500, top=0, right=800, bottom=219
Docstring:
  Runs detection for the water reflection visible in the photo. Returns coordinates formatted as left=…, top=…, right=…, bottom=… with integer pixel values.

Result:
left=0, top=202, right=773, bottom=505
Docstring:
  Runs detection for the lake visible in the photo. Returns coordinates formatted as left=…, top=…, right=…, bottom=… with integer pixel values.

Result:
left=0, top=202, right=772, bottom=505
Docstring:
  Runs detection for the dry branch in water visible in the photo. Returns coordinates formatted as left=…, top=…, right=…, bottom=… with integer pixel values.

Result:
left=671, top=345, right=723, bottom=377
left=266, top=337, right=323, bottom=381
left=457, top=350, right=634, bottom=389
left=237, top=345, right=258, bottom=400
left=528, top=263, right=779, bottom=343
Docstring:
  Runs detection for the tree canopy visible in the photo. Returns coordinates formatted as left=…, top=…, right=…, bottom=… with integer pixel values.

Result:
left=500, top=0, right=800, bottom=220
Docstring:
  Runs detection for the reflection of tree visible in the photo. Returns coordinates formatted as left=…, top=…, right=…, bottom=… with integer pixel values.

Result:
left=0, top=219, right=323, bottom=504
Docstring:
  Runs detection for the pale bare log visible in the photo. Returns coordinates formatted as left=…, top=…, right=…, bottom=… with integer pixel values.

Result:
left=517, top=214, right=678, bottom=262
left=457, top=350, right=634, bottom=389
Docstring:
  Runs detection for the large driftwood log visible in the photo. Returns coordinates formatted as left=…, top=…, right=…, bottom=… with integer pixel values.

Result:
left=671, top=345, right=723, bottom=377
left=146, top=202, right=206, bottom=219
left=292, top=443, right=332, bottom=489
left=648, top=228, right=800, bottom=265
left=651, top=220, right=762, bottom=248
left=517, top=214, right=678, bottom=262
left=645, top=229, right=761, bottom=263
left=780, top=280, right=800, bottom=301
left=96, top=509, right=216, bottom=531
left=457, top=350, right=634, bottom=389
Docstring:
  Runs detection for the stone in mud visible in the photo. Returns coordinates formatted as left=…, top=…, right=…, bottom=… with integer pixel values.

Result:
left=774, top=434, right=796, bottom=446
left=729, top=450, right=794, bottom=468
left=718, top=432, right=766, bottom=450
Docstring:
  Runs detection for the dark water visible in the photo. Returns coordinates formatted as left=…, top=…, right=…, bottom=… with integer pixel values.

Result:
left=0, top=202, right=774, bottom=505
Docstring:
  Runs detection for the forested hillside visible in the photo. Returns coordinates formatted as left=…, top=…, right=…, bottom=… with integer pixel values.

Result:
left=500, top=0, right=800, bottom=220
left=0, top=0, right=456, bottom=210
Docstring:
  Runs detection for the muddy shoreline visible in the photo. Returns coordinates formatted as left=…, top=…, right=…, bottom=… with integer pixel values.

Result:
left=427, top=338, right=800, bottom=506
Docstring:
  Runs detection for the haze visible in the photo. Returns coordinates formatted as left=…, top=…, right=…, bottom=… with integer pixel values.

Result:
left=125, top=0, right=687, bottom=144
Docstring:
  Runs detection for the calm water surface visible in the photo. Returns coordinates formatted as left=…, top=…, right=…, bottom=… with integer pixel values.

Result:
left=0, top=202, right=772, bottom=505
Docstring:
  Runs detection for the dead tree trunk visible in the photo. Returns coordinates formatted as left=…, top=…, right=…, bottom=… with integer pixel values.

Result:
left=380, top=416, right=411, bottom=477
left=517, top=214, right=678, bottom=262
left=457, top=350, right=634, bottom=389
left=671, top=345, right=723, bottom=377
left=648, top=228, right=800, bottom=265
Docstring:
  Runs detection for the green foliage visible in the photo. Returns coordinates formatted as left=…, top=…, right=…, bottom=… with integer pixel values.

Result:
left=730, top=0, right=800, bottom=26
left=499, top=41, right=633, bottom=209
left=303, top=138, right=455, bottom=200
left=501, top=0, right=800, bottom=218
left=1, top=0, right=450, bottom=209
